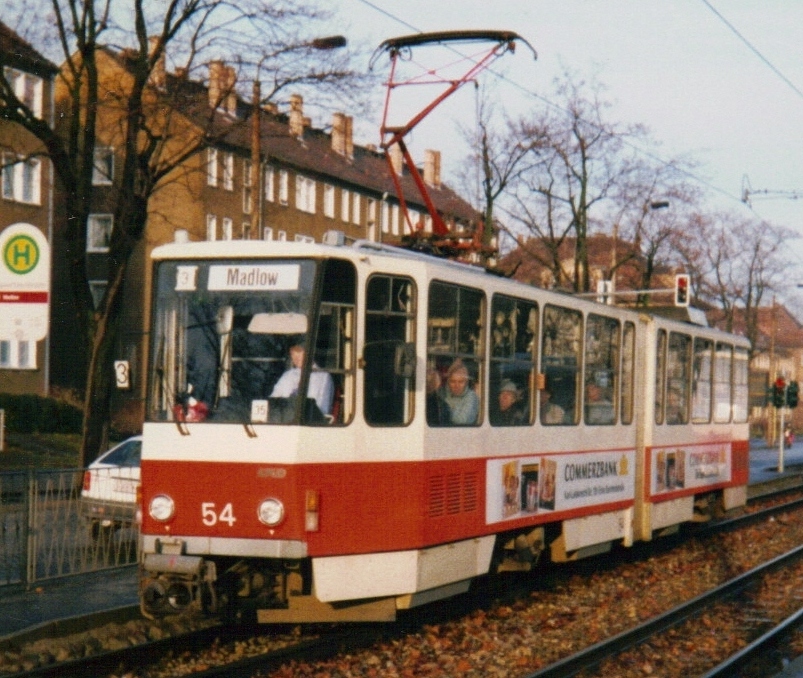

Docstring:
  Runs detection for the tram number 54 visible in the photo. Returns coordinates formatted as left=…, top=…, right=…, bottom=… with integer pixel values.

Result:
left=202, top=502, right=237, bottom=526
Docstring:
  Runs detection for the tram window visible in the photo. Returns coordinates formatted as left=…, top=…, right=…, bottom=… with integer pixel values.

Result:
left=666, top=332, right=691, bottom=425
left=584, top=314, right=619, bottom=425
left=541, top=305, right=582, bottom=425
left=713, top=342, right=733, bottom=423
left=489, top=295, right=537, bottom=427
left=309, top=259, right=356, bottom=425
left=692, top=338, right=713, bottom=423
left=733, top=347, right=749, bottom=423
left=621, top=322, right=635, bottom=425
left=363, top=274, right=416, bottom=426
left=655, top=330, right=667, bottom=425
left=427, top=281, right=484, bottom=426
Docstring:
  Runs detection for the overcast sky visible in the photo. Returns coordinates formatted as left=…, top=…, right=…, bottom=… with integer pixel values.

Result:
left=331, top=0, right=803, bottom=275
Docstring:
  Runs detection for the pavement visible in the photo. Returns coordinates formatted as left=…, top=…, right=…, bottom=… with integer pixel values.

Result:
left=2, top=439, right=803, bottom=643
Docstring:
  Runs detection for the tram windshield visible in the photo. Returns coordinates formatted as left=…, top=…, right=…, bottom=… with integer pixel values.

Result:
left=147, top=258, right=349, bottom=425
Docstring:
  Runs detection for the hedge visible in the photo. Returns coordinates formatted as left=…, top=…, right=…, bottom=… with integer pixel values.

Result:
left=0, top=394, right=83, bottom=434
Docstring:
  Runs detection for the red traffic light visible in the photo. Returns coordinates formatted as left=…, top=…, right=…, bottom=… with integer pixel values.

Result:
left=674, top=274, right=690, bottom=307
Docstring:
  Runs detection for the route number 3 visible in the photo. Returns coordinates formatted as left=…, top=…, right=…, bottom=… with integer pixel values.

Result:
left=202, top=502, right=237, bottom=526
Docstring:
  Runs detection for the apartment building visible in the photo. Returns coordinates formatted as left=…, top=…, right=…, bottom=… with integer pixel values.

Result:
left=0, top=22, right=58, bottom=396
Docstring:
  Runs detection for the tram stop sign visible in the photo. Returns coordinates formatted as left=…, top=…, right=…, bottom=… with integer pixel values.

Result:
left=0, top=223, right=50, bottom=341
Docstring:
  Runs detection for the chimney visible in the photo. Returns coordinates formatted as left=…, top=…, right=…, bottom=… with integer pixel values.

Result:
left=389, top=143, right=403, bottom=175
left=209, top=60, right=224, bottom=109
left=332, top=112, right=346, bottom=156
left=289, top=93, right=304, bottom=138
left=148, top=36, right=165, bottom=89
left=345, top=115, right=353, bottom=158
left=424, top=149, right=441, bottom=188
left=332, top=113, right=354, bottom=158
left=208, top=61, right=237, bottom=114
left=223, top=65, right=237, bottom=115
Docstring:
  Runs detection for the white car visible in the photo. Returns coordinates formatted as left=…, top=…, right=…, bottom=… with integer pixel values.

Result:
left=81, top=436, right=141, bottom=538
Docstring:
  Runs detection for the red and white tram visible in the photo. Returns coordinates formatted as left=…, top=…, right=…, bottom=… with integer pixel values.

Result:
left=138, top=235, right=750, bottom=622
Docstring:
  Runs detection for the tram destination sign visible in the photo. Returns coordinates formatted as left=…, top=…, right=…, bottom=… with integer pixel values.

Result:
left=0, top=223, right=50, bottom=341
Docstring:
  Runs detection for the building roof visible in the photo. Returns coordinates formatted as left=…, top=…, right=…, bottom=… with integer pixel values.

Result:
left=147, top=55, right=481, bottom=227
left=0, top=21, right=58, bottom=76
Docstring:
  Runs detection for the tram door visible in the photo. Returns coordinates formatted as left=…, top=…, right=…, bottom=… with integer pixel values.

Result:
left=363, top=275, right=416, bottom=425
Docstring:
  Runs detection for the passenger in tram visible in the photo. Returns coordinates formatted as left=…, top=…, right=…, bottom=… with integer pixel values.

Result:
left=665, top=387, right=686, bottom=424
left=491, top=379, right=527, bottom=426
left=270, top=342, right=334, bottom=416
left=539, top=385, right=566, bottom=424
left=585, top=380, right=614, bottom=424
left=442, top=359, right=479, bottom=425
left=426, top=367, right=451, bottom=425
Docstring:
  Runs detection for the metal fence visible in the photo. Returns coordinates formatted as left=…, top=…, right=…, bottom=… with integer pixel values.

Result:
left=0, top=469, right=138, bottom=589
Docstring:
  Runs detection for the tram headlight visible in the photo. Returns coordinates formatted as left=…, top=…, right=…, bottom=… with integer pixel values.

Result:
left=258, top=498, right=285, bottom=527
left=149, top=494, right=175, bottom=522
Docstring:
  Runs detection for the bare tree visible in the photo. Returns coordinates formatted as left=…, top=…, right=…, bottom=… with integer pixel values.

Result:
left=1, top=0, right=364, bottom=464
left=676, top=210, right=795, bottom=352
left=504, top=71, right=650, bottom=293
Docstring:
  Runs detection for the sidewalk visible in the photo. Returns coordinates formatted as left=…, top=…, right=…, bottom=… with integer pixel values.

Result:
left=0, top=567, right=138, bottom=639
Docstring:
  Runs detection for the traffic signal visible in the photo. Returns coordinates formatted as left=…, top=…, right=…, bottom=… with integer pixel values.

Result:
left=674, top=274, right=690, bottom=307
left=773, top=377, right=787, bottom=408
left=787, top=381, right=799, bottom=408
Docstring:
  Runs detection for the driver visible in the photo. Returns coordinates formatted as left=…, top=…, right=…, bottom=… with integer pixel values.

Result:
left=270, top=343, right=334, bottom=415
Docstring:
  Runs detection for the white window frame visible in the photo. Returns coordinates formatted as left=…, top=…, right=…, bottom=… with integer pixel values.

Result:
left=264, top=165, right=275, bottom=202
left=206, top=214, right=218, bottom=241
left=352, top=194, right=361, bottom=225
left=5, top=68, right=43, bottom=118
left=323, top=183, right=335, bottom=218
left=296, top=175, right=317, bottom=214
left=0, top=339, right=37, bottom=369
left=207, top=148, right=218, bottom=187
left=223, top=152, right=234, bottom=191
left=222, top=217, right=233, bottom=240
left=92, top=146, right=114, bottom=185
left=242, top=159, right=253, bottom=214
left=381, top=201, right=390, bottom=234
left=278, top=169, right=289, bottom=205
left=87, top=214, right=113, bottom=252
left=2, top=153, right=41, bottom=205
left=341, top=188, right=350, bottom=222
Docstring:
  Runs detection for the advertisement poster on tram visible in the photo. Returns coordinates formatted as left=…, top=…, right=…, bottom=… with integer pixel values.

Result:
left=650, top=442, right=730, bottom=496
left=486, top=450, right=636, bottom=524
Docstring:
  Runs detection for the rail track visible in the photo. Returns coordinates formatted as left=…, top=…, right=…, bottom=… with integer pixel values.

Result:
left=6, top=485, right=803, bottom=678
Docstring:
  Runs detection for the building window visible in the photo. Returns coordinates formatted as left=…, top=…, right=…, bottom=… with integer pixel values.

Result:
left=381, top=201, right=390, bottom=234
left=222, top=217, right=233, bottom=240
left=278, top=169, right=289, bottom=205
left=206, top=214, right=217, bottom=241
left=242, top=159, right=252, bottom=214
left=92, top=146, right=114, bottom=185
left=223, top=152, right=234, bottom=191
left=390, top=203, right=399, bottom=235
left=0, top=339, right=36, bottom=369
left=89, top=281, right=106, bottom=309
left=242, top=221, right=251, bottom=240
left=352, top=194, right=361, bottom=225
left=207, top=148, right=218, bottom=186
left=2, top=154, right=41, bottom=205
left=341, top=188, right=350, bottom=222
left=296, top=175, right=316, bottom=214
left=5, top=68, right=43, bottom=118
left=87, top=214, right=113, bottom=252
left=264, top=166, right=275, bottom=202
left=323, top=183, right=335, bottom=218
